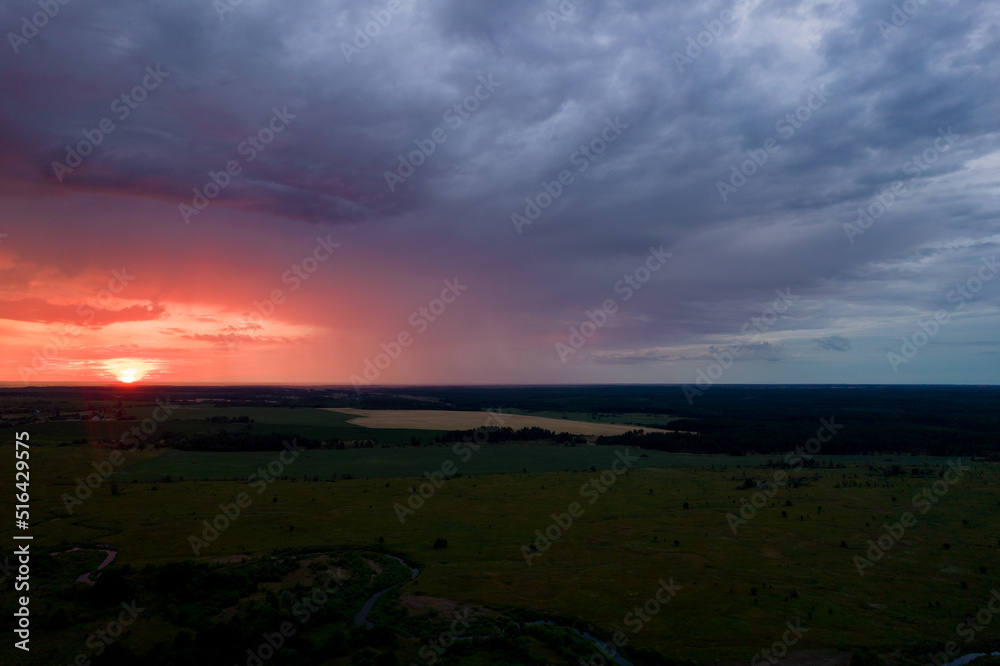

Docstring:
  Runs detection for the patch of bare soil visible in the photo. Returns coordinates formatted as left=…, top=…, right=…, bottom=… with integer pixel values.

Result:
left=325, top=408, right=672, bottom=436
left=398, top=595, right=502, bottom=622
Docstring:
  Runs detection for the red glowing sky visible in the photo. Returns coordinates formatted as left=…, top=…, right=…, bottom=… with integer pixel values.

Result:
left=2, top=1, right=997, bottom=386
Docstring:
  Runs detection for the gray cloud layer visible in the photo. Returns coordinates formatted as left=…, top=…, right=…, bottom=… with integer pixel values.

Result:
left=2, top=0, right=998, bottom=382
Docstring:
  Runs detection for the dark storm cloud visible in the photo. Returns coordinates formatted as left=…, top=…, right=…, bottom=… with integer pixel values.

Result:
left=2, top=0, right=998, bottom=381
left=0, top=297, right=166, bottom=327
left=814, top=335, right=852, bottom=352
left=710, top=342, right=785, bottom=362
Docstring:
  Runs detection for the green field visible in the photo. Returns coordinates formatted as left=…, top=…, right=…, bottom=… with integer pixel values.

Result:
left=18, top=405, right=445, bottom=447
left=5, top=396, right=998, bottom=664
left=12, top=441, right=1000, bottom=663
left=120, top=446, right=967, bottom=481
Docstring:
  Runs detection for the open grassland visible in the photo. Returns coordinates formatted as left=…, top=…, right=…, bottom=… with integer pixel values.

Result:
left=19, top=405, right=445, bottom=446
left=14, top=443, right=1000, bottom=662
left=124, top=446, right=681, bottom=481
left=326, top=408, right=672, bottom=435
left=121, top=446, right=962, bottom=481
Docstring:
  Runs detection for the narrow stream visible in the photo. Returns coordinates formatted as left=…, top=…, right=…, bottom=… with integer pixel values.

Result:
left=51, top=547, right=118, bottom=585
left=526, top=621, right=634, bottom=666
left=353, top=554, right=419, bottom=629
left=353, top=554, right=634, bottom=664
left=53, top=548, right=994, bottom=666
left=943, top=653, right=1000, bottom=666
left=352, top=555, right=999, bottom=666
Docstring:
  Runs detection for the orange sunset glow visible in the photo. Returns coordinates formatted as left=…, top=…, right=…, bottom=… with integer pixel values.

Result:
left=1, top=0, right=997, bottom=388
left=0, top=216, right=522, bottom=386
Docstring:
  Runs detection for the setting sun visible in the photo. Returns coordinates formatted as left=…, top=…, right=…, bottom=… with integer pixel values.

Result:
left=117, top=368, right=139, bottom=383
left=101, top=358, right=160, bottom=384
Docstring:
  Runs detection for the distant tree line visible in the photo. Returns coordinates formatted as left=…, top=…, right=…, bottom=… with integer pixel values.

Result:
left=594, top=420, right=1000, bottom=457
left=435, top=426, right=584, bottom=445
left=203, top=415, right=253, bottom=424
left=158, top=431, right=331, bottom=452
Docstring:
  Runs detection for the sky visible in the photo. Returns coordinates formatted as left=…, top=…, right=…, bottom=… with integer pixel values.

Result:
left=0, top=0, right=998, bottom=386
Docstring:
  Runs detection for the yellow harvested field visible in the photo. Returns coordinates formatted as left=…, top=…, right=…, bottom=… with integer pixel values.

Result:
left=324, top=408, right=669, bottom=436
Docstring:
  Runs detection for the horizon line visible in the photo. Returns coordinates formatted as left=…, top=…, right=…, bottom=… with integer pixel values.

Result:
left=2, top=382, right=999, bottom=389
